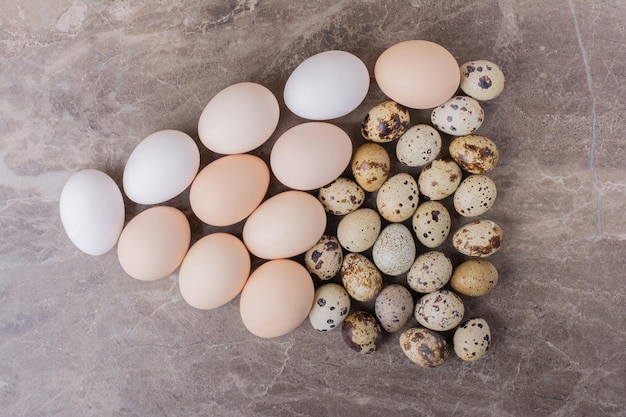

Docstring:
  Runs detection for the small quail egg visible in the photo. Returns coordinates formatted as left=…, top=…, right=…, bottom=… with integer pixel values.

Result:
left=375, top=284, right=414, bottom=333
left=431, top=96, right=484, bottom=136
left=407, top=251, right=453, bottom=293
left=452, top=219, right=503, bottom=257
left=449, top=135, right=499, bottom=174
left=414, top=289, right=464, bottom=332
left=376, top=173, right=419, bottom=222
left=453, top=318, right=491, bottom=361
left=418, top=159, right=462, bottom=201
left=342, top=311, right=383, bottom=354
left=372, top=223, right=416, bottom=276
left=400, top=327, right=450, bottom=368
left=304, top=235, right=343, bottom=281
left=318, top=178, right=365, bottom=216
left=396, top=124, right=442, bottom=167
left=453, top=174, right=497, bottom=217
left=309, top=283, right=351, bottom=332
left=450, top=259, right=499, bottom=297
left=361, top=101, right=410, bottom=143
left=341, top=252, right=383, bottom=302
left=351, top=143, right=391, bottom=192
left=411, top=201, right=451, bottom=249
left=336, top=208, right=381, bottom=252
left=460, top=60, right=505, bottom=101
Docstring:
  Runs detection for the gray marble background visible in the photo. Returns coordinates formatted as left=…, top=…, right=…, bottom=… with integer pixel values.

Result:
left=1, top=1, right=625, bottom=416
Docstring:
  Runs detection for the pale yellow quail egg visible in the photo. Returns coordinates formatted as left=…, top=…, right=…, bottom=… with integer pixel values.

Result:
left=372, top=223, right=416, bottom=276
left=318, top=178, right=365, bottom=216
left=341, top=252, right=383, bottom=302
left=449, top=135, right=499, bottom=174
left=361, top=101, right=410, bottom=143
left=336, top=208, right=381, bottom=252
left=450, top=259, right=499, bottom=297
left=400, top=327, right=450, bottom=368
left=375, top=284, right=414, bottom=333
left=414, top=289, right=464, bottom=332
left=431, top=96, right=484, bottom=136
left=418, top=159, right=462, bottom=201
left=376, top=172, right=419, bottom=222
left=453, top=318, right=491, bottom=361
left=452, top=219, right=503, bottom=257
left=453, top=174, right=497, bottom=217
left=395, top=124, right=442, bottom=167
left=342, top=311, right=383, bottom=354
left=309, top=283, right=351, bottom=332
left=460, top=60, right=505, bottom=101
left=304, top=235, right=343, bottom=281
left=351, top=143, right=391, bottom=192
left=412, top=201, right=451, bottom=249
left=407, top=251, right=453, bottom=293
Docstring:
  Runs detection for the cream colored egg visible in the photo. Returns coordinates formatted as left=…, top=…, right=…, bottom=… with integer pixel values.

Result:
left=453, top=318, right=491, bottom=361
left=376, top=173, right=419, bottom=222
left=342, top=311, right=382, bottom=354
left=361, top=101, right=410, bottom=143
left=449, top=134, right=499, bottom=174
left=452, top=219, right=503, bottom=257
left=460, top=60, right=505, bottom=101
left=411, top=201, right=451, bottom=249
left=414, top=289, right=464, bottom=332
left=407, top=251, right=453, bottom=293
left=303, top=235, right=343, bottom=281
left=351, top=143, right=391, bottom=192
left=318, top=178, right=365, bottom=216
left=431, top=96, right=484, bottom=136
left=372, top=223, right=416, bottom=276
left=450, top=259, right=499, bottom=296
left=341, top=253, right=383, bottom=302
left=375, top=284, right=414, bottom=333
left=395, top=124, right=442, bottom=167
left=418, top=159, right=462, bottom=201
left=453, top=174, right=497, bottom=217
left=309, top=283, right=351, bottom=332
left=400, top=327, right=450, bottom=368
left=336, top=208, right=381, bottom=252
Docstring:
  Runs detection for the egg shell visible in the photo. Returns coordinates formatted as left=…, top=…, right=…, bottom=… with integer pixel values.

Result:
left=318, top=178, right=365, bottom=216
left=450, top=259, right=499, bottom=297
left=452, top=219, right=503, bottom=257
left=407, top=251, right=453, bottom=293
left=395, top=124, right=442, bottom=167
left=449, top=135, right=499, bottom=174
left=59, top=169, right=125, bottom=256
left=271, top=122, right=352, bottom=191
left=400, top=327, right=450, bottom=368
left=239, top=259, right=314, bottom=338
left=453, top=174, right=497, bottom=217
left=190, top=154, right=270, bottom=227
left=341, top=253, right=383, bottom=302
left=304, top=235, right=343, bottom=281
left=372, top=223, right=416, bottom=276
left=453, top=318, right=491, bottom=361
left=243, top=191, right=326, bottom=260
left=431, top=96, right=484, bottom=136
left=284, top=50, right=370, bottom=120
left=374, top=40, right=460, bottom=109
left=460, top=60, right=505, bottom=101
left=123, top=130, right=200, bottom=205
left=375, top=284, right=414, bottom=333
left=351, top=143, right=391, bottom=192
left=117, top=206, right=191, bottom=281
left=361, top=101, right=410, bottom=143
left=375, top=173, right=419, bottom=222
left=417, top=159, right=462, bottom=201
left=341, top=311, right=383, bottom=354
left=411, top=201, right=452, bottom=249
left=198, top=82, right=279, bottom=154
left=178, top=233, right=250, bottom=310
left=308, top=283, right=351, bottom=332
left=336, top=208, right=381, bottom=253
left=414, top=289, right=464, bottom=332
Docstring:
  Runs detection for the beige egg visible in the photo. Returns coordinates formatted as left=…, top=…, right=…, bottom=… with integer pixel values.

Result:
left=342, top=311, right=383, bottom=354
left=453, top=318, right=491, bottom=361
left=460, top=60, right=505, bottom=101
left=351, top=143, right=391, bottom=192
left=336, top=208, right=381, bottom=252
left=414, top=289, right=464, bottom=332
left=449, top=135, right=499, bottom=174
left=400, top=327, right=450, bottom=368
left=412, top=201, right=451, bottom=249
left=431, top=96, right=484, bottom=136
left=372, top=223, right=416, bottom=276
left=376, top=173, right=419, bottom=222
left=361, top=100, right=410, bottom=143
left=341, top=253, right=383, bottom=302
left=418, top=159, right=462, bottom=201
left=304, top=235, right=343, bottom=281
left=375, top=284, right=414, bottom=333
left=453, top=174, right=497, bottom=217
left=452, top=219, right=503, bottom=257
left=407, top=251, right=453, bottom=293
left=309, top=283, right=351, bottom=332
left=450, top=259, right=499, bottom=296
left=395, top=124, right=442, bottom=167
left=318, top=178, right=365, bottom=215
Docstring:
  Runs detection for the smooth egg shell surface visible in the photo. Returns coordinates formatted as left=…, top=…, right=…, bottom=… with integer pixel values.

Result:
left=336, top=208, right=381, bottom=252
left=449, top=135, right=499, bottom=174
left=407, top=251, right=453, bottom=293
left=453, top=174, right=497, bottom=217
left=341, top=253, right=383, bottom=302
left=396, top=124, right=442, bottom=167
left=372, top=223, right=416, bottom=276
left=450, top=259, right=499, bottom=297
left=190, top=154, right=270, bottom=227
left=351, top=143, right=391, bottom=192
left=431, top=96, right=484, bottom=136
left=178, top=233, right=250, bottom=310
left=308, top=283, right=351, bottom=332
left=414, top=290, right=464, bottom=332
left=304, top=235, right=343, bottom=281
left=412, top=201, right=452, bottom=249
left=361, top=101, right=410, bottom=143
left=418, top=159, right=462, bottom=201
left=318, top=178, right=365, bottom=216
left=400, top=327, right=450, bottom=368
left=375, top=284, right=414, bottom=333
left=460, top=60, right=505, bottom=101
left=452, top=219, right=503, bottom=257
left=453, top=318, right=492, bottom=361
left=376, top=172, right=419, bottom=222
left=240, top=259, right=314, bottom=338
left=341, top=311, right=383, bottom=354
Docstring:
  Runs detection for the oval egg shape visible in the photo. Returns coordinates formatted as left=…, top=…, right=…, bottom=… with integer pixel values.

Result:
left=376, top=172, right=419, bottom=222
left=351, top=143, right=391, bottom=192
left=372, top=223, right=416, bottom=276
left=453, top=174, right=497, bottom=217
left=412, top=201, right=452, bottom=249
left=59, top=169, right=125, bottom=256
left=449, top=134, right=499, bottom=174
left=336, top=208, right=381, bottom=253
left=452, top=219, right=503, bottom=257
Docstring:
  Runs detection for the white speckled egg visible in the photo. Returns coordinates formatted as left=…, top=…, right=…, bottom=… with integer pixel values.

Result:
left=395, top=124, right=442, bottom=167
left=351, top=143, right=391, bottom=192
left=407, top=251, right=453, bottom=293
left=309, top=283, right=351, bottom=332
left=361, top=101, right=410, bottom=143
left=431, top=96, right=484, bottom=136
left=375, top=284, right=414, bottom=333
left=304, top=235, right=343, bottom=281
left=452, top=219, right=503, bottom=257
left=341, top=253, right=383, bottom=302
left=318, top=178, right=365, bottom=215
left=460, top=60, right=505, bottom=101
left=372, top=223, right=416, bottom=276
left=414, top=289, right=464, bottom=332
left=418, top=159, right=462, bottom=201
left=336, top=208, right=381, bottom=252
left=412, top=201, right=451, bottom=249
left=342, top=311, right=383, bottom=354
left=449, top=135, right=499, bottom=174
left=453, top=175, right=497, bottom=217
left=450, top=259, right=499, bottom=297
left=400, top=327, right=450, bottom=368
left=453, top=318, right=491, bottom=361
left=376, top=173, right=419, bottom=222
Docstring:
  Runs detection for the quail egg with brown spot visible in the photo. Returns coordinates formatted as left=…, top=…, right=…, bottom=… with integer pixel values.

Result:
left=453, top=174, right=497, bottom=217
left=342, top=311, right=383, bottom=354
left=375, top=173, right=419, bottom=222
left=400, top=327, right=450, bottom=368
left=452, top=219, right=503, bottom=257
left=415, top=289, right=464, bottom=332
left=431, top=96, right=484, bottom=136
left=412, top=201, right=451, bottom=249
left=336, top=208, right=381, bottom=252
left=418, top=159, right=462, bottom=201
left=318, top=178, right=365, bottom=216
left=304, top=235, right=343, bottom=281
left=341, top=252, right=383, bottom=302
left=372, top=223, right=416, bottom=276
left=396, top=124, right=442, bottom=167
left=450, top=259, right=499, bottom=297
left=453, top=318, right=491, bottom=361
left=407, top=251, right=453, bottom=293
left=460, top=60, right=505, bottom=101
left=449, top=134, right=499, bottom=174
left=308, top=283, right=351, bottom=332
left=361, top=100, right=410, bottom=143
left=375, top=284, right=414, bottom=333
left=351, top=143, right=391, bottom=192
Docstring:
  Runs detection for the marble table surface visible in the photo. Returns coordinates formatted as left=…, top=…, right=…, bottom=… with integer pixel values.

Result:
left=1, top=1, right=625, bottom=416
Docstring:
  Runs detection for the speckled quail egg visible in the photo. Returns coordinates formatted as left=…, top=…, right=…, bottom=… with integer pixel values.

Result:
left=449, top=135, right=499, bottom=174
left=460, top=60, right=505, bottom=101
left=361, top=101, right=410, bottom=143
left=407, top=251, right=453, bottom=293
left=372, top=223, right=416, bottom=276
left=341, top=252, right=383, bottom=302
left=318, top=178, right=365, bottom=216
left=452, top=219, right=503, bottom=257
left=453, top=318, right=491, bottom=361
left=351, top=143, right=391, bottom=192
left=400, top=327, right=450, bottom=368
left=418, top=159, right=462, bottom=201
left=412, top=201, right=451, bottom=249
left=453, top=174, right=497, bottom=217
left=336, top=208, right=381, bottom=252
left=376, top=173, right=419, bottom=222
left=308, top=283, right=351, bottom=332
left=375, top=284, right=414, bottom=333
left=342, top=311, right=383, bottom=354
left=450, top=259, right=499, bottom=297
left=304, top=235, right=343, bottom=281
left=414, top=289, right=464, bottom=332
left=396, top=124, right=442, bottom=167
left=431, top=96, right=484, bottom=136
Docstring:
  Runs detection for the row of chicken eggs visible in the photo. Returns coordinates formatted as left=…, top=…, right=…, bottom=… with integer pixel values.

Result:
left=59, top=40, right=505, bottom=366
